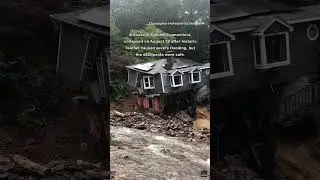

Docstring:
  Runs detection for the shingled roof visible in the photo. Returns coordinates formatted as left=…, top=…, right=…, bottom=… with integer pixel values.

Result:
left=126, top=58, right=209, bottom=75
left=212, top=4, right=320, bottom=33
left=50, top=6, right=109, bottom=36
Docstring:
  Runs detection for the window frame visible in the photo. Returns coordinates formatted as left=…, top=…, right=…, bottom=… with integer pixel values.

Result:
left=142, top=76, right=155, bottom=90
left=253, top=32, right=290, bottom=69
left=170, top=72, right=184, bottom=87
left=190, top=69, right=202, bottom=84
left=210, top=41, right=234, bottom=79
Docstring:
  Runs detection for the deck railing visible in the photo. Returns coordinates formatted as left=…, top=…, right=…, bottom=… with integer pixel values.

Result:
left=278, top=82, right=320, bottom=125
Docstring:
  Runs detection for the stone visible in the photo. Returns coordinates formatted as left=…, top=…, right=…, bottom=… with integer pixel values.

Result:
left=0, top=172, right=9, bottom=180
left=0, top=155, right=14, bottom=172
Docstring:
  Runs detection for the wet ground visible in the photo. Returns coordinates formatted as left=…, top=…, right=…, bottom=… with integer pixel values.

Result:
left=110, top=126, right=210, bottom=180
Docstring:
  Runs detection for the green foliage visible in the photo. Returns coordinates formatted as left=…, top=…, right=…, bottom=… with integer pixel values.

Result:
left=110, top=17, right=123, bottom=48
left=110, top=0, right=210, bottom=63
left=110, top=79, right=131, bottom=103
left=0, top=52, right=66, bottom=128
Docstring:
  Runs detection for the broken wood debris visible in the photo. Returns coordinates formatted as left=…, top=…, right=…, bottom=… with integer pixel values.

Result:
left=0, top=154, right=111, bottom=179
left=110, top=110, right=210, bottom=143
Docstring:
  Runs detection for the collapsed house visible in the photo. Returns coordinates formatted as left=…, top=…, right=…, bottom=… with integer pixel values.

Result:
left=210, top=0, right=320, bottom=173
left=50, top=6, right=109, bottom=100
left=50, top=5, right=110, bottom=166
left=126, top=57, right=210, bottom=114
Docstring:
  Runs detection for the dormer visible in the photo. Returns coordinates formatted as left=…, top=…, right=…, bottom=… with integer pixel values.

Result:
left=252, top=17, right=294, bottom=69
left=189, top=68, right=202, bottom=84
left=169, top=70, right=184, bottom=87
left=210, top=25, right=235, bottom=79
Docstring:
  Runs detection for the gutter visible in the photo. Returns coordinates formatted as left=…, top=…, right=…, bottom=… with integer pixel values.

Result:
left=50, top=15, right=109, bottom=36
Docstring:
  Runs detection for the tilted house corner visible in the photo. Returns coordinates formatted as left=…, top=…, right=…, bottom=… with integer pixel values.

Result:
left=126, top=57, right=210, bottom=114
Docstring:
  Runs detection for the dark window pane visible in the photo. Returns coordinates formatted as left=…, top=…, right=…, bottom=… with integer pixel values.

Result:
left=193, top=72, right=200, bottom=81
left=174, top=75, right=182, bottom=85
left=211, top=43, right=230, bottom=74
left=254, top=38, right=261, bottom=64
left=265, top=34, right=287, bottom=63
left=150, top=77, right=154, bottom=87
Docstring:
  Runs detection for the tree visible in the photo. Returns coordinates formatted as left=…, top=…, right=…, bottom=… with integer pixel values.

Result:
left=110, top=0, right=210, bottom=63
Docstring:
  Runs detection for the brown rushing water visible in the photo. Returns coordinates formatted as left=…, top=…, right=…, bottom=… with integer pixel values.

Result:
left=110, top=126, right=210, bottom=180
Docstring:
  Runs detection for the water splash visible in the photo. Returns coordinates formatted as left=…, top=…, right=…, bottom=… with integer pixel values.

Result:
left=111, top=126, right=210, bottom=179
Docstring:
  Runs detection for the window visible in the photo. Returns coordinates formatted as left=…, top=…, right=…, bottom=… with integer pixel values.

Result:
left=143, top=76, right=155, bottom=89
left=210, top=42, right=233, bottom=79
left=307, top=24, right=319, bottom=41
left=171, top=73, right=183, bottom=87
left=190, top=69, right=201, bottom=83
left=265, top=34, right=287, bottom=63
left=253, top=32, right=290, bottom=69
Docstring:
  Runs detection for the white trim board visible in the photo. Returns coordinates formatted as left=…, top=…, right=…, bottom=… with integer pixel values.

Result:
left=211, top=24, right=236, bottom=40
left=210, top=41, right=234, bottom=79
left=160, top=73, right=165, bottom=93
left=56, top=24, right=62, bottom=73
left=142, top=75, right=155, bottom=90
left=258, top=17, right=294, bottom=34
left=253, top=32, right=291, bottom=69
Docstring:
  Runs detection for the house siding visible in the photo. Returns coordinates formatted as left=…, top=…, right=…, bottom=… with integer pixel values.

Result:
left=128, top=68, right=210, bottom=95
left=58, top=24, right=86, bottom=84
left=127, top=69, right=137, bottom=87
left=211, top=22, right=320, bottom=98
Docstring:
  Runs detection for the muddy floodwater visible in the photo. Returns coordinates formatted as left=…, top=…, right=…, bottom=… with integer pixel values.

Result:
left=110, top=126, right=210, bottom=180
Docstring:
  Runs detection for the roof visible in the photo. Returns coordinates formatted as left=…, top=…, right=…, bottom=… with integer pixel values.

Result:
left=211, top=1, right=296, bottom=23
left=126, top=58, right=209, bottom=75
left=50, top=6, right=109, bottom=36
left=212, top=4, right=320, bottom=33
left=78, top=6, right=109, bottom=27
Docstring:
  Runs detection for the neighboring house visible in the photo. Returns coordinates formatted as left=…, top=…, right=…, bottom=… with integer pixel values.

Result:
left=126, top=57, right=210, bottom=114
left=50, top=6, right=110, bottom=165
left=210, top=1, right=320, bottom=170
left=210, top=3, right=320, bottom=97
left=50, top=6, right=109, bottom=103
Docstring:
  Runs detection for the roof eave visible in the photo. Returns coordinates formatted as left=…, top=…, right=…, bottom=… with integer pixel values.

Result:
left=211, top=24, right=236, bottom=40
left=50, top=14, right=109, bottom=36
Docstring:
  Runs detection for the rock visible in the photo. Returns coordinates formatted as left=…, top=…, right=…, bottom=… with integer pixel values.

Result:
left=110, top=109, right=210, bottom=144
left=0, top=172, right=9, bottom=179
left=0, top=155, right=14, bottom=172
left=85, top=169, right=110, bottom=179
left=200, top=169, right=208, bottom=177
left=160, top=148, right=170, bottom=154
left=11, top=154, right=48, bottom=176
left=113, top=110, right=125, bottom=117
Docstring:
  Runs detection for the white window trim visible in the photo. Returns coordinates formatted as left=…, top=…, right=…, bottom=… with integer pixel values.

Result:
left=253, top=32, right=290, bottom=69
left=142, top=76, right=155, bottom=90
left=190, top=69, right=202, bottom=84
left=210, top=41, right=234, bottom=79
left=170, top=74, right=183, bottom=87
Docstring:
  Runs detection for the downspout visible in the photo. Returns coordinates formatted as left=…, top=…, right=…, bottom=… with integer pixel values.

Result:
left=56, top=23, right=62, bottom=73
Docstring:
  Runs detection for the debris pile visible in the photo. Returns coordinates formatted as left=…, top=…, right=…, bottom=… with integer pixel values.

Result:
left=110, top=110, right=210, bottom=143
left=212, top=155, right=262, bottom=180
left=0, top=154, right=111, bottom=180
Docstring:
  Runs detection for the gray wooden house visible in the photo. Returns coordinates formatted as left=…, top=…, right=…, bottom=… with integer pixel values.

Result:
left=210, top=0, right=320, bottom=173
left=126, top=57, right=210, bottom=114
left=50, top=6, right=109, bottom=100
left=50, top=6, right=110, bottom=167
